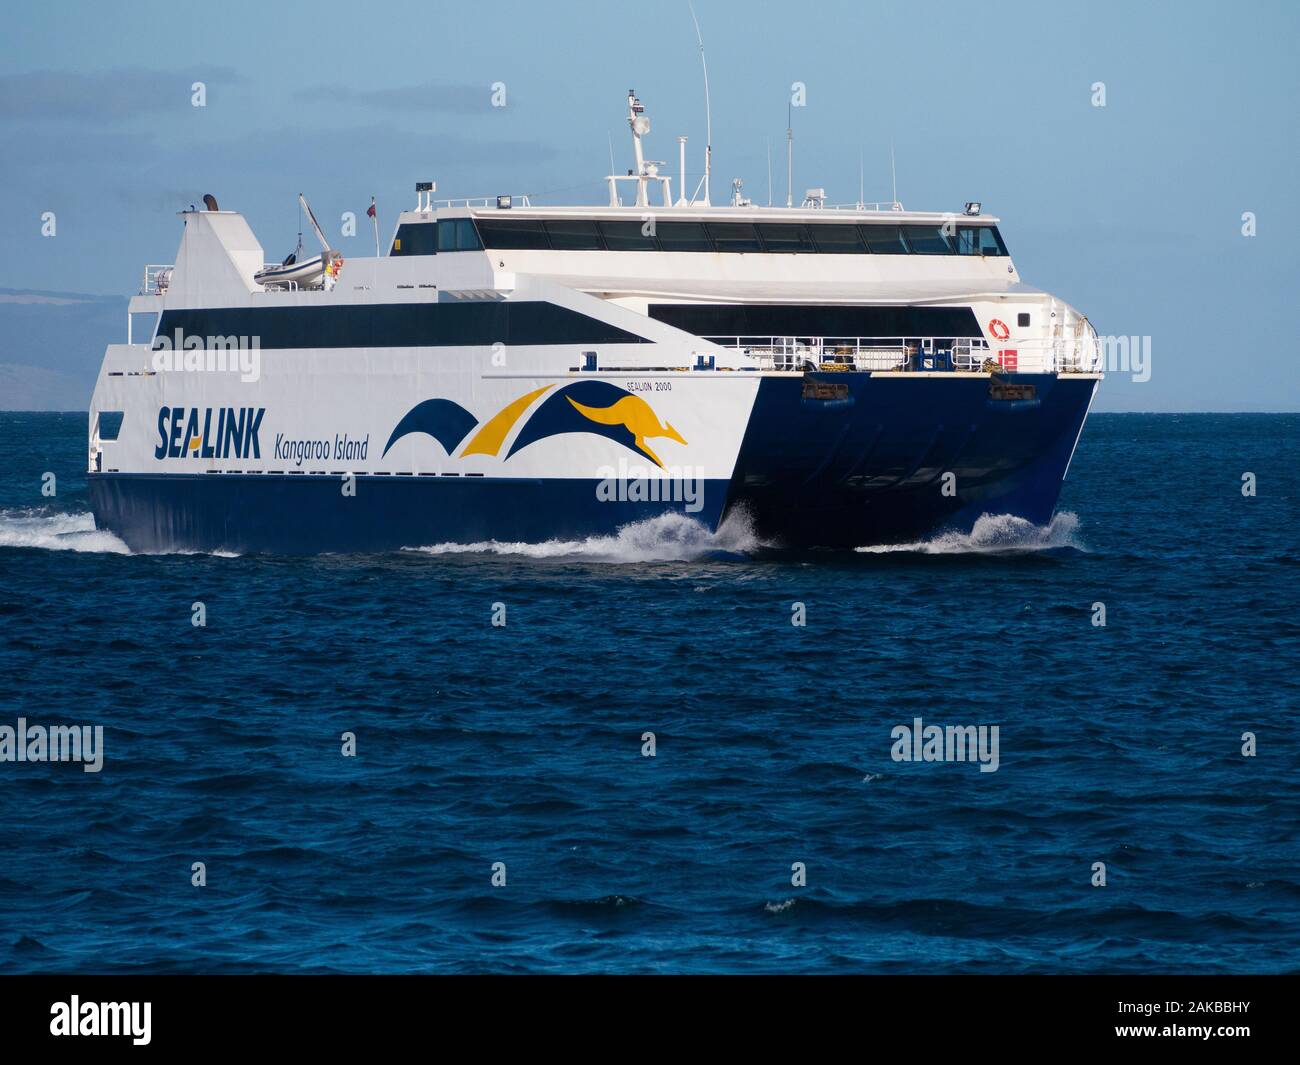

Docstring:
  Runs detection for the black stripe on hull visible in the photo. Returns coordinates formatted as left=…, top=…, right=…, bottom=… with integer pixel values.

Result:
left=154, top=302, right=651, bottom=350
left=650, top=303, right=983, bottom=338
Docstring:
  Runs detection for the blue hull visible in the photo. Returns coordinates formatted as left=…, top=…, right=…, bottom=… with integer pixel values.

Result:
left=725, top=371, right=1096, bottom=547
left=88, top=474, right=732, bottom=554
left=89, top=373, right=1095, bottom=553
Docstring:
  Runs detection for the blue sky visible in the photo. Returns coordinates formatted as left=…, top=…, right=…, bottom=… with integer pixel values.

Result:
left=1, top=0, right=1296, bottom=410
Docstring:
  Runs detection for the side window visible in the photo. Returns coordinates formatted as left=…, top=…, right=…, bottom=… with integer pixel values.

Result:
left=600, top=220, right=659, bottom=250
left=901, top=225, right=955, bottom=254
left=97, top=411, right=125, bottom=440
left=757, top=223, right=815, bottom=253
left=959, top=225, right=1009, bottom=256
left=475, top=218, right=544, bottom=249
left=810, top=224, right=865, bottom=254
left=859, top=225, right=909, bottom=254
left=390, top=223, right=437, bottom=256
left=980, top=226, right=1009, bottom=256
left=1018, top=313, right=1030, bottom=327
left=656, top=222, right=714, bottom=252
left=544, top=220, right=604, bottom=250
left=705, top=222, right=763, bottom=252
left=437, top=221, right=458, bottom=252
left=456, top=218, right=484, bottom=251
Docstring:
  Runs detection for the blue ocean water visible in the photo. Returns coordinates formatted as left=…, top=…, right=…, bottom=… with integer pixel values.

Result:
left=0, top=411, right=1296, bottom=974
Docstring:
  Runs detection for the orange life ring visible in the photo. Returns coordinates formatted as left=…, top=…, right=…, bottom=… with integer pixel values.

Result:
left=989, top=318, right=1011, bottom=341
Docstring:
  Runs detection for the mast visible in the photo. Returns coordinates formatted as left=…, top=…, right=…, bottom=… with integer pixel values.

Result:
left=677, top=136, right=688, bottom=207
left=688, top=1, right=712, bottom=206
left=785, top=102, right=793, bottom=208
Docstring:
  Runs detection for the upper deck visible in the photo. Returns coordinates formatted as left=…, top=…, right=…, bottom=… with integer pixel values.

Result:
left=379, top=198, right=1019, bottom=306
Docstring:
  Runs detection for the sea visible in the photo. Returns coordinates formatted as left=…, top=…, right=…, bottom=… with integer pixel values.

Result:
left=0, top=411, right=1296, bottom=974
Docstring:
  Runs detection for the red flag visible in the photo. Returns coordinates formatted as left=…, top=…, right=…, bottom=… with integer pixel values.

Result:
left=366, top=200, right=376, bottom=218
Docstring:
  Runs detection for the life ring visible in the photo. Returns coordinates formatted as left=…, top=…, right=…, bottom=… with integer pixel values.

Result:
left=989, top=318, right=1011, bottom=341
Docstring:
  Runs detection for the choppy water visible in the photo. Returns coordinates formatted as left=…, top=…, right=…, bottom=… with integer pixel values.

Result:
left=0, top=411, right=1296, bottom=973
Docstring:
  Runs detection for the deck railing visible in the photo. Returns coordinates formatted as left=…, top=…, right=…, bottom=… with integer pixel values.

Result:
left=704, top=334, right=1103, bottom=374
left=439, top=195, right=532, bottom=209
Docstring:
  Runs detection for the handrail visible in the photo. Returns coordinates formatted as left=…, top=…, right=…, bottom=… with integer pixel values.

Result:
left=819, top=201, right=905, bottom=212
left=704, top=334, right=1102, bottom=373
left=437, top=195, right=532, bottom=209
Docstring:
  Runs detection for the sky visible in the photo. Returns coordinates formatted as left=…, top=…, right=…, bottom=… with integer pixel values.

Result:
left=0, top=0, right=1296, bottom=411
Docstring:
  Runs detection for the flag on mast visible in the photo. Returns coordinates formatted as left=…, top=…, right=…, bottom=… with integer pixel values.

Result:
left=367, top=197, right=379, bottom=257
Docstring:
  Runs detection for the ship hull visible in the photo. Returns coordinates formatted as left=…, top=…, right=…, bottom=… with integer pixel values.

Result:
left=724, top=371, right=1096, bottom=548
left=88, top=372, right=1095, bottom=554
left=87, top=473, right=733, bottom=554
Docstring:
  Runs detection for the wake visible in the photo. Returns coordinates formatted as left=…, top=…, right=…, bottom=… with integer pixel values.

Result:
left=0, top=509, right=129, bottom=554
left=409, top=509, right=765, bottom=564
left=855, top=511, right=1085, bottom=556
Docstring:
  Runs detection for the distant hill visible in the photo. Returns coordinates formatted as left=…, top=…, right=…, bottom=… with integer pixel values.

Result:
left=0, top=289, right=128, bottom=410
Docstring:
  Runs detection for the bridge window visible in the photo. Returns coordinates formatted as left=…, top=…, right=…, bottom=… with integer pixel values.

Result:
left=955, top=224, right=1008, bottom=256
left=545, top=220, right=604, bottom=250
left=706, top=222, right=763, bottom=252
left=475, top=218, right=548, bottom=249
left=902, top=225, right=956, bottom=255
left=859, top=224, right=909, bottom=254
left=656, top=221, right=714, bottom=252
left=453, top=216, right=1009, bottom=257
left=599, top=220, right=659, bottom=250
left=811, top=224, right=865, bottom=254
left=390, top=222, right=437, bottom=256
left=757, top=222, right=816, bottom=252
left=435, top=218, right=484, bottom=252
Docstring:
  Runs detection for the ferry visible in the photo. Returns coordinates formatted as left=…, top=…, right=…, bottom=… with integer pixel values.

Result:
left=87, top=91, right=1101, bottom=553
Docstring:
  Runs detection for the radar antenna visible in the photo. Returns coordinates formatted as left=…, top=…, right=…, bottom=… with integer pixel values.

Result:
left=605, top=91, right=673, bottom=208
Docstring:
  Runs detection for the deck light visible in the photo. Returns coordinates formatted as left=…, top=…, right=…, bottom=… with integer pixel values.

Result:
left=496, top=195, right=512, bottom=209
left=964, top=202, right=982, bottom=215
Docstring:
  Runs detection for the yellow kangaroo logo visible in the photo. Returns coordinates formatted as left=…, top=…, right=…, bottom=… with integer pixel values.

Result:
left=566, top=395, right=686, bottom=468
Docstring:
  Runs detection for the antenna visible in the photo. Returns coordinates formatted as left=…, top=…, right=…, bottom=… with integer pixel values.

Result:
left=858, top=151, right=864, bottom=210
left=688, top=0, right=712, bottom=206
left=890, top=138, right=898, bottom=208
left=766, top=139, right=772, bottom=207
left=785, top=100, right=793, bottom=208
left=606, top=133, right=620, bottom=206
left=677, top=136, right=688, bottom=206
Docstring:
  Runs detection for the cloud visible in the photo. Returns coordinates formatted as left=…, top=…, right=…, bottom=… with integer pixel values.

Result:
left=0, top=67, right=243, bottom=122
left=293, top=82, right=499, bottom=115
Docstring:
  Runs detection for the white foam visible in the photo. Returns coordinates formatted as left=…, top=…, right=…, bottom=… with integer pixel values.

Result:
left=409, top=509, right=764, bottom=563
left=855, top=511, right=1084, bottom=555
left=0, top=509, right=130, bottom=554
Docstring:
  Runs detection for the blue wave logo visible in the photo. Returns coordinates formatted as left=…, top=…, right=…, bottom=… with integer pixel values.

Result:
left=381, top=398, right=479, bottom=458
left=383, top=382, right=686, bottom=467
